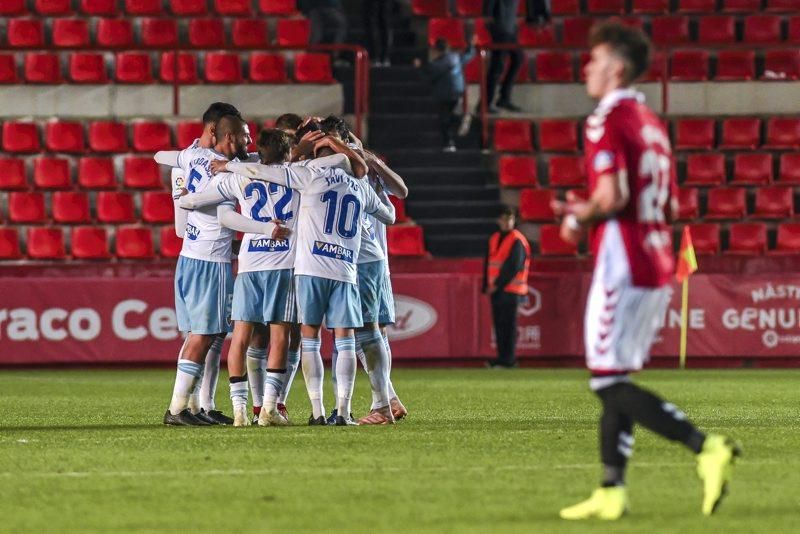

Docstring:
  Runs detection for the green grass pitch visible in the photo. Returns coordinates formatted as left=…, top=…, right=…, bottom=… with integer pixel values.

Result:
left=0, top=368, right=797, bottom=533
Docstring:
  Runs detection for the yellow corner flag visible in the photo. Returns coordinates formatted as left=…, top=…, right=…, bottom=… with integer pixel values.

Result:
left=676, top=227, right=698, bottom=369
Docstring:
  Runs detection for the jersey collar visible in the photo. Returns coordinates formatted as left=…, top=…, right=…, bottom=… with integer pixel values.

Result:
left=596, top=87, right=645, bottom=112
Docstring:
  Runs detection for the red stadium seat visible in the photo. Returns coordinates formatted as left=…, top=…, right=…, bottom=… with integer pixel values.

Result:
left=474, top=18, right=493, bottom=46
left=535, top=52, right=574, bottom=83
left=0, top=229, right=22, bottom=259
left=723, top=0, right=761, bottom=11
left=69, top=53, right=108, bottom=84
left=641, top=51, right=667, bottom=82
left=705, top=188, right=746, bottom=220
left=587, top=0, right=625, bottom=13
left=778, top=153, right=800, bottom=184
left=25, top=53, right=62, bottom=83
left=387, top=225, right=427, bottom=257
left=96, top=19, right=133, bottom=48
left=0, top=54, right=18, bottom=83
left=416, top=0, right=449, bottom=16
left=677, top=0, right=715, bottom=12
left=687, top=223, right=720, bottom=255
left=233, top=19, right=269, bottom=48
left=670, top=50, right=709, bottom=81
left=539, top=225, right=577, bottom=256
left=189, top=19, right=225, bottom=48
left=765, top=118, right=800, bottom=148
left=732, top=153, right=772, bottom=185
left=428, top=18, right=466, bottom=48
left=132, top=122, right=172, bottom=152
left=9, top=192, right=47, bottom=223
left=52, top=191, right=91, bottom=223
left=125, top=0, right=162, bottom=15
left=389, top=196, right=408, bottom=223
left=78, top=157, right=116, bottom=189
left=7, top=20, right=44, bottom=48
left=53, top=19, right=90, bottom=48
left=754, top=186, right=793, bottom=219
left=35, top=0, right=72, bottom=15
left=160, top=53, right=199, bottom=83
left=27, top=228, right=66, bottom=260
left=142, top=191, right=174, bottom=223
left=0, top=0, right=27, bottom=16
left=632, top=0, right=669, bottom=14
left=142, top=19, right=178, bottom=47
left=744, top=15, right=782, bottom=43
left=464, top=55, right=482, bottom=83
left=176, top=121, right=204, bottom=148
left=124, top=157, right=163, bottom=189
left=720, top=118, right=761, bottom=149
left=767, top=0, right=796, bottom=11
left=2, top=122, right=40, bottom=154
left=698, top=16, right=736, bottom=44
left=294, top=53, right=333, bottom=83
left=259, top=0, right=298, bottom=15
left=205, top=53, right=243, bottom=83
left=116, top=52, right=153, bottom=84
left=551, top=0, right=579, bottom=15
left=789, top=17, right=800, bottom=43
left=215, top=0, right=252, bottom=16
left=652, top=16, right=690, bottom=45
left=685, top=153, right=725, bottom=186
left=493, top=120, right=533, bottom=152
left=676, top=188, right=699, bottom=220
left=772, top=223, right=800, bottom=254
left=72, top=227, right=111, bottom=259
left=170, top=0, right=207, bottom=15
left=518, top=25, right=556, bottom=46
left=675, top=118, right=715, bottom=150
left=89, top=121, right=128, bottom=153
left=97, top=191, right=135, bottom=223
left=548, top=156, right=585, bottom=187
left=45, top=121, right=85, bottom=153
left=0, top=158, right=27, bottom=190
left=716, top=51, right=755, bottom=81
left=159, top=226, right=183, bottom=257
left=539, top=120, right=578, bottom=152
left=249, top=53, right=288, bottom=83
left=519, top=189, right=555, bottom=222
left=562, top=18, right=594, bottom=47
left=33, top=157, right=72, bottom=189
left=116, top=227, right=155, bottom=259
left=498, top=156, right=537, bottom=187
left=763, top=50, right=800, bottom=80
left=81, top=0, right=118, bottom=15
left=276, top=19, right=311, bottom=46
left=453, top=0, right=480, bottom=16
left=726, top=223, right=766, bottom=255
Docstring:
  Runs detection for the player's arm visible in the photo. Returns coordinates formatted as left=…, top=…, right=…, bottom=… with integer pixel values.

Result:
left=219, top=161, right=316, bottom=192
left=154, top=150, right=181, bottom=168
left=171, top=169, right=188, bottom=237
left=303, top=153, right=353, bottom=175
left=178, top=183, right=231, bottom=210
left=571, top=171, right=629, bottom=224
left=365, top=187, right=396, bottom=226
left=313, top=136, right=369, bottom=178
left=364, top=151, right=409, bottom=199
left=216, top=204, right=291, bottom=240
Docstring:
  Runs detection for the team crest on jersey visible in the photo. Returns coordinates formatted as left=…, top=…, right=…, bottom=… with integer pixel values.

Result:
left=593, top=150, right=614, bottom=172
left=248, top=238, right=290, bottom=252
left=313, top=241, right=354, bottom=263
left=186, top=224, right=200, bottom=240
left=175, top=176, right=185, bottom=188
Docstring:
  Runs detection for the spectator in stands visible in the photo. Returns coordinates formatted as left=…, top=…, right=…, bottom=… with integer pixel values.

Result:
left=483, top=205, right=531, bottom=369
left=414, top=37, right=476, bottom=152
left=364, top=0, right=394, bottom=67
left=274, top=113, right=303, bottom=137
left=301, top=0, right=348, bottom=66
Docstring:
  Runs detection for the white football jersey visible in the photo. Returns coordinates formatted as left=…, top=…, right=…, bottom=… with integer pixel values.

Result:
left=176, top=147, right=237, bottom=263
left=357, top=213, right=385, bottom=265
left=214, top=170, right=300, bottom=273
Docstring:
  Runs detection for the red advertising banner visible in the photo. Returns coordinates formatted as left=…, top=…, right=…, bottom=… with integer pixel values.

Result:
left=1, top=273, right=799, bottom=364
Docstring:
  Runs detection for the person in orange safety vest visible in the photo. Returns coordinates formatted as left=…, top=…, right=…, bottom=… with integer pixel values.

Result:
left=483, top=205, right=531, bottom=369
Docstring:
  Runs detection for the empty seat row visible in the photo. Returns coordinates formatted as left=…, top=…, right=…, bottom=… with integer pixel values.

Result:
left=3, top=17, right=311, bottom=49
left=0, top=0, right=299, bottom=17
left=1, top=190, right=171, bottom=223
left=0, top=51, right=333, bottom=84
left=0, top=156, right=168, bottom=190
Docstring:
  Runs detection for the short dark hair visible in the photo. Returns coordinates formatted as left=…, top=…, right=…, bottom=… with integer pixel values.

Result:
left=589, top=21, right=651, bottom=84
left=294, top=119, right=321, bottom=144
left=319, top=115, right=350, bottom=140
left=434, top=38, right=449, bottom=53
left=274, top=113, right=303, bottom=132
left=499, top=205, right=516, bottom=218
left=202, top=102, right=241, bottom=125
left=257, top=129, right=292, bottom=164
left=215, top=114, right=245, bottom=141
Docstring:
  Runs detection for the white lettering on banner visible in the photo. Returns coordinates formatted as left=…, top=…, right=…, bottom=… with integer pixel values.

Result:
left=69, top=309, right=101, bottom=341
left=386, top=296, right=437, bottom=341
left=490, top=326, right=541, bottom=350
left=149, top=308, right=178, bottom=341
left=723, top=308, right=800, bottom=331
left=40, top=308, right=69, bottom=341
left=662, top=309, right=706, bottom=329
left=112, top=300, right=148, bottom=341
left=7, top=308, right=39, bottom=341
left=750, top=284, right=800, bottom=303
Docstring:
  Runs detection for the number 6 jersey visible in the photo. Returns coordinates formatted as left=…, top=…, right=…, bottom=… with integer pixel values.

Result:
left=584, top=88, right=676, bottom=288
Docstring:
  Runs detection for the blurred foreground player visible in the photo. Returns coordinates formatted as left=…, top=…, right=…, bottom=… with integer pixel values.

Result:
left=553, top=22, right=740, bottom=520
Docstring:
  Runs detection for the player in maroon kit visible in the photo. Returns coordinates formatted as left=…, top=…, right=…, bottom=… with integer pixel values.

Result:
left=552, top=22, right=740, bottom=520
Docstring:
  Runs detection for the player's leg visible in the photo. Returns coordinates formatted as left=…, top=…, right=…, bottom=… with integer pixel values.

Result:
left=327, top=343, right=339, bottom=424
left=165, top=332, right=215, bottom=425
left=258, top=322, right=291, bottom=426
left=227, top=320, right=255, bottom=426
left=379, top=271, right=407, bottom=419
left=246, top=324, right=268, bottom=421
left=327, top=279, right=362, bottom=426
left=296, top=275, right=328, bottom=425
left=276, top=323, right=301, bottom=420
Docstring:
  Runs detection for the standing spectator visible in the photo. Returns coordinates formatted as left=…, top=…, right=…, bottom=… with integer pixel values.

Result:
left=414, top=37, right=476, bottom=152
left=301, top=0, right=348, bottom=66
left=483, top=206, right=531, bottom=369
left=364, top=0, right=394, bottom=67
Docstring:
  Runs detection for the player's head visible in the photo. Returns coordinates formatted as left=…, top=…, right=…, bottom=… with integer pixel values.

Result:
left=214, top=114, right=249, bottom=161
left=320, top=115, right=350, bottom=141
left=585, top=21, right=650, bottom=99
left=497, top=205, right=516, bottom=232
left=294, top=119, right=322, bottom=144
left=257, top=128, right=292, bottom=165
left=275, top=113, right=303, bottom=137
left=200, top=102, right=242, bottom=148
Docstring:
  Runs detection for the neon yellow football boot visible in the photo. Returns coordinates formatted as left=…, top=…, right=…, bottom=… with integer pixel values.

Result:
left=559, top=487, right=628, bottom=520
left=696, top=434, right=741, bottom=516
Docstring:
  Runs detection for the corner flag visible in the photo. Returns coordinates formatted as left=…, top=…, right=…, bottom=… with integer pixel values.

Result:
left=676, top=227, right=697, bottom=369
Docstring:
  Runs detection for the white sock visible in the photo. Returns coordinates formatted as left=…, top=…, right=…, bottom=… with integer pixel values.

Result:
left=169, top=359, right=203, bottom=415
left=330, top=345, right=338, bottom=404
left=263, top=368, right=285, bottom=413
left=277, top=348, right=300, bottom=405
left=200, top=337, right=224, bottom=412
left=229, top=379, right=248, bottom=410
left=301, top=337, right=324, bottom=419
left=176, top=337, right=201, bottom=414
left=334, top=336, right=357, bottom=418
left=357, top=330, right=390, bottom=410
left=383, top=333, right=398, bottom=400
left=246, top=346, right=267, bottom=411
left=355, top=345, right=380, bottom=409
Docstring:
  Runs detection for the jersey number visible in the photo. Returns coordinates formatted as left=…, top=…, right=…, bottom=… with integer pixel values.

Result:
left=638, top=149, right=671, bottom=224
left=321, top=191, right=361, bottom=239
left=243, top=182, right=294, bottom=223
left=187, top=168, right=202, bottom=193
